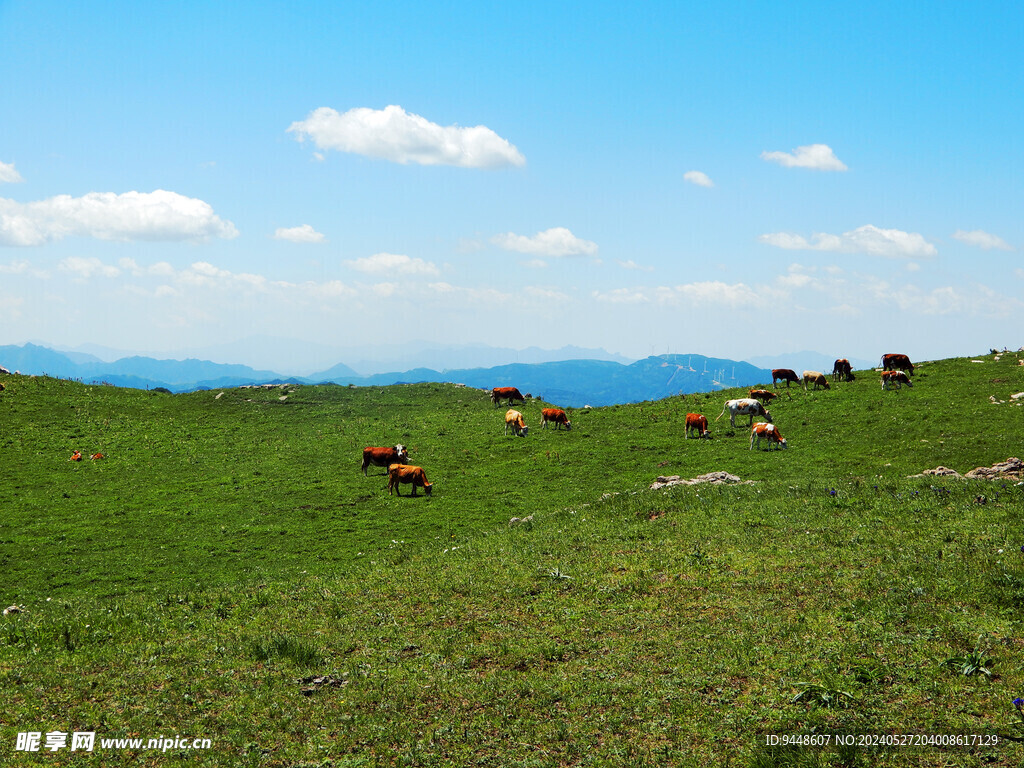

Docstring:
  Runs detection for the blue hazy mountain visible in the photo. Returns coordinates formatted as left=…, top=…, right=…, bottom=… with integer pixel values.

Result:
left=0, top=344, right=774, bottom=405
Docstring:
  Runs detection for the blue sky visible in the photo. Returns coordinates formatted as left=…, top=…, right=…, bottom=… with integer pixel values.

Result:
left=1, top=1, right=1021, bottom=371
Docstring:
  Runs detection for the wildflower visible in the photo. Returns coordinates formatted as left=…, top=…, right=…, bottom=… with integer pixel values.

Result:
left=830, top=489, right=838, bottom=497
left=1015, top=697, right=1024, bottom=710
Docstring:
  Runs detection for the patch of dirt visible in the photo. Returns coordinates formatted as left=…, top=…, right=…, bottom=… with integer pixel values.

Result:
left=650, top=471, right=754, bottom=490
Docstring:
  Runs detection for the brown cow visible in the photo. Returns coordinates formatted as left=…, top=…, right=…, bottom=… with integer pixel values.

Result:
left=832, top=358, right=855, bottom=382
left=505, top=409, right=529, bottom=436
left=880, top=353, right=914, bottom=376
left=881, top=370, right=913, bottom=390
left=490, top=387, right=525, bottom=406
left=685, top=413, right=710, bottom=439
left=361, top=444, right=408, bottom=476
left=387, top=464, right=433, bottom=496
left=540, top=408, right=572, bottom=431
left=748, top=389, right=778, bottom=404
left=772, top=368, right=800, bottom=388
left=750, top=422, right=787, bottom=451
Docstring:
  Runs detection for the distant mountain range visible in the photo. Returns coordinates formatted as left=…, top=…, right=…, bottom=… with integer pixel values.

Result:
left=0, top=343, right=795, bottom=406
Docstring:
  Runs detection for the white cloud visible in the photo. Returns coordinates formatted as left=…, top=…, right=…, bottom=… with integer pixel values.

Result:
left=616, top=259, right=654, bottom=272
left=951, top=229, right=1012, bottom=251
left=491, top=227, right=598, bottom=257
left=656, top=281, right=766, bottom=308
left=273, top=224, right=326, bottom=243
left=758, top=224, right=936, bottom=259
left=345, top=252, right=440, bottom=276
left=59, top=256, right=121, bottom=279
left=522, top=258, right=548, bottom=269
left=525, top=286, right=571, bottom=301
left=683, top=170, right=714, bottom=188
left=0, top=190, right=238, bottom=246
left=0, top=162, right=24, bottom=183
left=287, top=105, right=525, bottom=169
left=592, top=288, right=650, bottom=304
left=760, top=144, right=848, bottom=171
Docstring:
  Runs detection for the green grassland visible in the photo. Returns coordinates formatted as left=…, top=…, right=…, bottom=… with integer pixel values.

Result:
left=1, top=352, right=1023, bottom=766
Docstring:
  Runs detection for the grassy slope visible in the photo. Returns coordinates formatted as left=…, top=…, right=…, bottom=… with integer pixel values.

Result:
left=1, top=353, right=1023, bottom=766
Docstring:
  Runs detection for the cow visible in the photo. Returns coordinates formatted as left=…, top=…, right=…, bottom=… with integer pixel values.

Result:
left=490, top=387, right=525, bottom=406
left=881, top=370, right=913, bottom=390
left=832, top=359, right=855, bottom=382
left=715, top=398, right=772, bottom=428
left=540, top=408, right=572, bottom=431
left=90, top=453, right=105, bottom=460
left=387, top=464, right=432, bottom=496
left=803, top=370, right=830, bottom=390
left=505, top=409, right=529, bottom=437
left=684, top=413, right=710, bottom=439
left=750, top=421, right=787, bottom=451
left=361, top=444, right=409, bottom=476
left=880, top=353, right=914, bottom=376
left=772, top=369, right=800, bottom=388
left=748, top=389, right=778, bottom=404
left=69, top=451, right=82, bottom=462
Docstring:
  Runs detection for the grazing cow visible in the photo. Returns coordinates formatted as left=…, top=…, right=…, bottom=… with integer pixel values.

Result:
left=715, top=398, right=772, bottom=428
left=490, top=387, right=525, bottom=406
left=0, top=382, right=5, bottom=393
left=803, top=370, right=830, bottom=390
left=748, top=389, right=778, bottom=404
left=881, top=370, right=913, bottom=390
left=69, top=451, right=82, bottom=462
left=685, top=413, right=710, bottom=439
left=540, top=408, right=572, bottom=431
left=387, top=463, right=432, bottom=496
left=750, top=422, right=787, bottom=451
left=505, top=409, right=529, bottom=437
left=880, top=353, right=914, bottom=376
left=361, top=444, right=409, bottom=476
left=832, top=359, right=855, bottom=382
left=772, top=369, right=800, bottom=388
left=90, top=453, right=104, bottom=460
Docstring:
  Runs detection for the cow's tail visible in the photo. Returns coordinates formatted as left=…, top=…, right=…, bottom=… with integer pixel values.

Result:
left=715, top=403, right=727, bottom=421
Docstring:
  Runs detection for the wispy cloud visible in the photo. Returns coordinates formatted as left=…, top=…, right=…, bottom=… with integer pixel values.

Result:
left=758, top=224, right=936, bottom=258
left=0, top=161, right=23, bottom=183
left=951, top=229, right=1012, bottom=251
left=760, top=143, right=847, bottom=171
left=345, top=252, right=440, bottom=276
left=273, top=224, right=325, bottom=243
left=288, top=105, right=525, bottom=169
left=0, top=190, right=238, bottom=246
left=491, top=227, right=597, bottom=257
left=683, top=170, right=714, bottom=187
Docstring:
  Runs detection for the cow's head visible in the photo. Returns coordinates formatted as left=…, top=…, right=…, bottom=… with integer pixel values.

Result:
left=763, top=408, right=773, bottom=423
left=395, top=444, right=408, bottom=462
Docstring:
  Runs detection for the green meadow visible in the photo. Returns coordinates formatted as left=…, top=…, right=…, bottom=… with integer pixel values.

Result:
left=2, top=352, right=1023, bottom=766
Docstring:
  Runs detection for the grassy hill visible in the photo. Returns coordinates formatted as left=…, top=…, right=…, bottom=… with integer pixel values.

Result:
left=1, top=353, right=1023, bottom=766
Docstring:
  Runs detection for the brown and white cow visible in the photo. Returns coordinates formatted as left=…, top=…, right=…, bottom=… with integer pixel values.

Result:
left=490, top=387, right=525, bottom=406
left=540, top=408, right=572, bottom=431
left=880, top=353, right=914, bottom=376
left=881, top=370, right=913, bottom=390
left=750, top=421, right=787, bottom=451
left=685, top=413, right=710, bottom=439
left=748, top=389, right=778, bottom=404
left=832, top=359, right=855, bottom=382
left=715, top=398, right=772, bottom=428
left=802, top=370, right=830, bottom=390
left=772, top=369, right=800, bottom=388
left=505, top=409, right=529, bottom=437
left=387, top=464, right=433, bottom=496
left=361, top=444, right=409, bottom=476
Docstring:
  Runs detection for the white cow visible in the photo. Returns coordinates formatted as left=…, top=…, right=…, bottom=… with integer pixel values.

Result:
left=715, top=398, right=772, bottom=428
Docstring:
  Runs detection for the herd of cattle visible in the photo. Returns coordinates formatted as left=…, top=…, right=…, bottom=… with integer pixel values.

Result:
left=362, top=355, right=919, bottom=494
